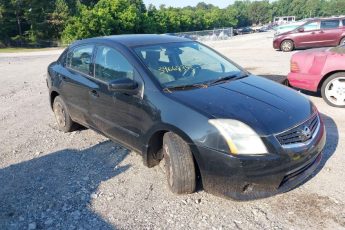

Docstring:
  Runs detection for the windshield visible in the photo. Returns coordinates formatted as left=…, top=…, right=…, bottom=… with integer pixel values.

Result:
left=134, top=41, right=243, bottom=89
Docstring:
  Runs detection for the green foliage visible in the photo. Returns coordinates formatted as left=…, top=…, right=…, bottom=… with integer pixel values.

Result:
left=0, top=0, right=344, bottom=46
left=48, top=0, right=69, bottom=39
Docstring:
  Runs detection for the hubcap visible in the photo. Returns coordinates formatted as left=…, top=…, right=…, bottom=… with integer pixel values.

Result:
left=282, top=41, right=292, bottom=51
left=325, top=77, right=345, bottom=106
left=53, top=102, right=66, bottom=127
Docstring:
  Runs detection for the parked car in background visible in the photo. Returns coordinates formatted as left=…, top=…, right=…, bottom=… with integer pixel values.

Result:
left=273, top=20, right=306, bottom=35
left=274, top=17, right=345, bottom=52
left=288, top=44, right=345, bottom=107
left=47, top=34, right=325, bottom=200
left=236, top=27, right=254, bottom=35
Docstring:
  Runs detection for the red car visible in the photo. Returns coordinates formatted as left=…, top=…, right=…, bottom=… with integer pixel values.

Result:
left=288, top=45, right=345, bottom=107
left=273, top=17, right=345, bottom=52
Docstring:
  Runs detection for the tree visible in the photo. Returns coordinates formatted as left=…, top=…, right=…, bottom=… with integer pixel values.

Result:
left=48, top=0, right=69, bottom=39
left=232, top=1, right=251, bottom=27
left=248, top=0, right=272, bottom=25
left=1, top=0, right=345, bottom=47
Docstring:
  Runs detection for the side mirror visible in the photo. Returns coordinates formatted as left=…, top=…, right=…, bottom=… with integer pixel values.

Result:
left=108, top=78, right=138, bottom=92
left=297, top=27, right=304, bottom=32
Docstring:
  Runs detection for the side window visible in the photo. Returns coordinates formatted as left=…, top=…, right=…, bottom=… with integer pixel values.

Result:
left=321, top=20, right=340, bottom=29
left=303, top=22, right=319, bottom=31
left=342, top=19, right=345, bottom=26
left=94, top=46, right=134, bottom=82
left=67, top=45, right=94, bottom=75
left=58, top=48, right=68, bottom=65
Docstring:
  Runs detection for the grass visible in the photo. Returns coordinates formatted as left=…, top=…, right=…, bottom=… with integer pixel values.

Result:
left=0, top=47, right=63, bottom=53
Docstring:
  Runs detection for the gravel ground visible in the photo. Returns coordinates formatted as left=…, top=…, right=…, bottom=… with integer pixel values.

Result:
left=0, top=32, right=344, bottom=230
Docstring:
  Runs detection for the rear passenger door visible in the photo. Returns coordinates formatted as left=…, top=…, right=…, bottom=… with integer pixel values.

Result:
left=60, top=44, right=96, bottom=125
left=318, top=19, right=341, bottom=46
left=89, top=45, right=145, bottom=151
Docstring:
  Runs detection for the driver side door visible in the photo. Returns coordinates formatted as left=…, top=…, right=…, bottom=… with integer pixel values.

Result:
left=294, top=21, right=321, bottom=48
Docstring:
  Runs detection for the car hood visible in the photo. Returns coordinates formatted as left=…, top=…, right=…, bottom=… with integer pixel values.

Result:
left=167, top=75, right=314, bottom=136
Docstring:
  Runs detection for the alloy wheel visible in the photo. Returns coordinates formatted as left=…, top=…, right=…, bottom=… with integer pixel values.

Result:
left=324, top=77, right=345, bottom=106
left=281, top=41, right=293, bottom=52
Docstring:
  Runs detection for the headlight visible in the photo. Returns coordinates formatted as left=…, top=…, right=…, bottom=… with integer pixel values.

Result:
left=209, top=119, right=268, bottom=155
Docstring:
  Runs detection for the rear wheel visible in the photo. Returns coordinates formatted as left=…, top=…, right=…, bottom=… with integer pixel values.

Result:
left=280, top=40, right=294, bottom=52
left=162, top=132, right=196, bottom=194
left=321, top=73, right=345, bottom=108
left=340, top=37, right=345, bottom=46
left=53, top=96, right=77, bottom=132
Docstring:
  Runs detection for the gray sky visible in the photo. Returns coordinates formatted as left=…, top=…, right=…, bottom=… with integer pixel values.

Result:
left=143, top=0, right=232, bottom=8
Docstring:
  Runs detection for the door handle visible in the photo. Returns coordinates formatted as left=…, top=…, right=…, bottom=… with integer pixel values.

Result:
left=89, top=90, right=99, bottom=98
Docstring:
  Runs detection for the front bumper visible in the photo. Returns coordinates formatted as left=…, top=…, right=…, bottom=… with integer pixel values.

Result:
left=194, top=119, right=326, bottom=200
left=288, top=72, right=320, bottom=92
left=273, top=39, right=281, bottom=49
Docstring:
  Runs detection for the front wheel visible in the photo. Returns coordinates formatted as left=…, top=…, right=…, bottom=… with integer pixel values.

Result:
left=163, top=132, right=196, bottom=194
left=321, top=73, right=345, bottom=108
left=280, top=40, right=294, bottom=52
left=340, top=37, right=345, bottom=46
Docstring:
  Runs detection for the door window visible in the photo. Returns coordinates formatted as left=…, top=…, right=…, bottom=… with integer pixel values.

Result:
left=321, top=20, right=340, bottom=29
left=94, top=46, right=134, bottom=82
left=342, top=19, right=345, bottom=26
left=67, top=45, right=94, bottom=75
left=302, top=22, right=319, bottom=31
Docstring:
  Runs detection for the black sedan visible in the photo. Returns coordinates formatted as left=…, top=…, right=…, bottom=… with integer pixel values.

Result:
left=47, top=35, right=326, bottom=200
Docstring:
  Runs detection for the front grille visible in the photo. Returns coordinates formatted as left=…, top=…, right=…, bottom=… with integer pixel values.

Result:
left=276, top=113, right=319, bottom=146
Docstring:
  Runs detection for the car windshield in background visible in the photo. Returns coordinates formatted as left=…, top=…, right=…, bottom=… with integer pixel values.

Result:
left=134, top=42, right=243, bottom=89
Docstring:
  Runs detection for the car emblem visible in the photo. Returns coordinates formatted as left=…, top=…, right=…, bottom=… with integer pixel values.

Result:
left=300, top=126, right=312, bottom=141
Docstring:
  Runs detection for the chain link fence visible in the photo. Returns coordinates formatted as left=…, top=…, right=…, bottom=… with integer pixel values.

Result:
left=169, top=27, right=234, bottom=41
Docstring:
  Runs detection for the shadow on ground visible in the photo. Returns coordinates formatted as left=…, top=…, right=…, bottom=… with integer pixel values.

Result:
left=313, top=113, right=339, bottom=175
left=0, top=141, right=129, bottom=230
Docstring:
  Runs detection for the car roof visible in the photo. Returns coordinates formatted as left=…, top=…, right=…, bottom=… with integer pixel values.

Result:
left=310, top=16, right=345, bottom=21
left=73, top=34, right=191, bottom=48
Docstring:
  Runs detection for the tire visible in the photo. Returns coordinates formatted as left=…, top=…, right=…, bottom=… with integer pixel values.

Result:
left=340, top=37, right=345, bottom=46
left=163, top=132, right=196, bottom=194
left=321, top=73, right=345, bottom=108
left=280, top=40, right=294, bottom=52
left=283, top=79, right=290, bottom=87
left=53, top=96, right=77, bottom=132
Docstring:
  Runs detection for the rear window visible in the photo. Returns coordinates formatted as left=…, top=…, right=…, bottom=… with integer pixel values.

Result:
left=321, top=20, right=340, bottom=29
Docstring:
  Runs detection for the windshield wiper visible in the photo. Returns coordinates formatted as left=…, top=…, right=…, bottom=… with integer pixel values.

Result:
left=163, top=83, right=208, bottom=92
left=209, top=73, right=248, bottom=86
